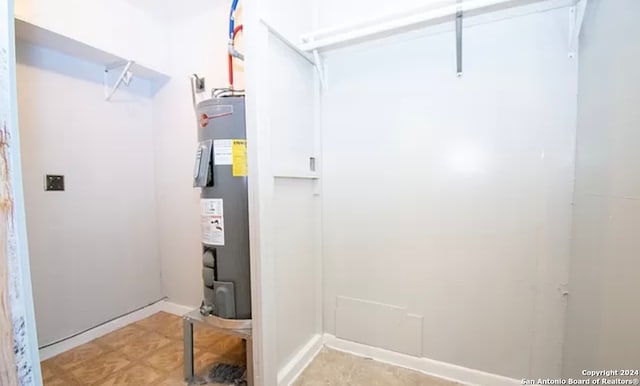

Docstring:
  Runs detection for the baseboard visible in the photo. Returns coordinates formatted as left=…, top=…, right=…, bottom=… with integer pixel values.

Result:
left=160, top=300, right=195, bottom=316
left=323, top=334, right=521, bottom=386
left=277, top=334, right=323, bottom=386
left=38, top=299, right=194, bottom=361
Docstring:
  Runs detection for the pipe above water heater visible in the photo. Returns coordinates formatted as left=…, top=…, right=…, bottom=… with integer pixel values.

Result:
left=227, top=0, right=244, bottom=89
left=228, top=25, right=243, bottom=88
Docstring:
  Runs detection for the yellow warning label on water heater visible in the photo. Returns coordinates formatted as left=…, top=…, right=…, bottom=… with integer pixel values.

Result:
left=232, top=139, right=248, bottom=177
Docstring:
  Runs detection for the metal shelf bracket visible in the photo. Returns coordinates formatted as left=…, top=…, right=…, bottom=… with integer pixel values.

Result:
left=568, top=0, right=587, bottom=58
left=311, top=49, right=327, bottom=90
left=104, top=60, right=134, bottom=101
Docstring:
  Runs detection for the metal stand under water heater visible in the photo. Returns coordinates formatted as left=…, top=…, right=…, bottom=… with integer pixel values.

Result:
left=193, top=97, right=251, bottom=327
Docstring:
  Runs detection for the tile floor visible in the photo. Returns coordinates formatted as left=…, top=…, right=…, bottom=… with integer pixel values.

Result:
left=293, top=348, right=462, bottom=386
left=41, top=313, right=460, bottom=386
left=40, top=312, right=246, bottom=386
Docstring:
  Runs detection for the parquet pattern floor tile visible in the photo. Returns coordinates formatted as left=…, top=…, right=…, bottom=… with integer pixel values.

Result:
left=40, top=312, right=246, bottom=386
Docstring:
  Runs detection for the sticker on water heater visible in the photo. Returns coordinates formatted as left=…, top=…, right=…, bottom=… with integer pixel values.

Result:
left=232, top=139, right=248, bottom=177
left=201, top=198, right=225, bottom=246
left=213, top=139, right=233, bottom=165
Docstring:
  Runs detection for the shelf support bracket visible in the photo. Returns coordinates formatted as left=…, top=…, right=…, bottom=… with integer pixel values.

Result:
left=455, top=2, right=463, bottom=77
left=568, top=0, right=587, bottom=58
left=311, top=49, right=327, bottom=90
left=104, top=60, right=134, bottom=101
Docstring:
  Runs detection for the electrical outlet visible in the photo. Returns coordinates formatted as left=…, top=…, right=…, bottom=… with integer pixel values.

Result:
left=45, top=175, right=65, bottom=191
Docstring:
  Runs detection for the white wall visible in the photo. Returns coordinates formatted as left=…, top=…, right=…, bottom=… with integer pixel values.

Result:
left=16, top=42, right=162, bottom=346
left=316, top=0, right=436, bottom=30
left=267, top=35, right=321, bottom=369
left=320, top=5, right=577, bottom=379
left=563, top=0, right=640, bottom=377
left=151, top=0, right=236, bottom=309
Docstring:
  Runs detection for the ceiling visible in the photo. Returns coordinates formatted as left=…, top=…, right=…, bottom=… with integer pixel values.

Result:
left=121, top=0, right=229, bottom=21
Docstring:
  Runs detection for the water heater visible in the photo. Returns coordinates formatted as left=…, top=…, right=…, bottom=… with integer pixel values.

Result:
left=194, top=97, right=251, bottom=322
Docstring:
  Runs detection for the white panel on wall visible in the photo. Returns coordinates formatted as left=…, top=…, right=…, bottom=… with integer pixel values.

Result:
left=268, top=35, right=317, bottom=175
left=335, top=296, right=423, bottom=357
left=16, top=42, right=162, bottom=346
left=273, top=179, right=319, bottom=367
left=245, top=0, right=322, bottom=374
left=321, top=6, right=576, bottom=379
left=266, top=23, right=322, bottom=372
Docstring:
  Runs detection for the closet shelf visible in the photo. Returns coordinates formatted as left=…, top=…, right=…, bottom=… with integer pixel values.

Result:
left=264, top=0, right=582, bottom=84
left=15, top=17, right=170, bottom=83
left=298, top=0, right=574, bottom=52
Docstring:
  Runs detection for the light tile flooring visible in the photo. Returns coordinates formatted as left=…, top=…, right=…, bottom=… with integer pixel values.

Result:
left=41, top=312, right=460, bottom=386
left=40, top=312, right=245, bottom=386
left=293, top=348, right=462, bottom=386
